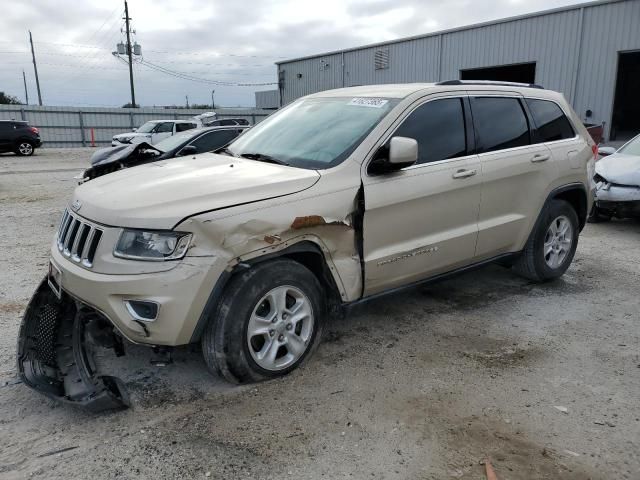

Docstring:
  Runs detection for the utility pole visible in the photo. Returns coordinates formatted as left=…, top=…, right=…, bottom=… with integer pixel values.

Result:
left=22, top=70, right=29, bottom=105
left=28, top=31, right=42, bottom=106
left=211, top=90, right=215, bottom=109
left=185, top=95, right=189, bottom=108
left=124, top=1, right=136, bottom=107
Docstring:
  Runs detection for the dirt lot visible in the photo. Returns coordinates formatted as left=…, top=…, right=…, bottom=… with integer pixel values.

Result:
left=1, top=148, right=638, bottom=479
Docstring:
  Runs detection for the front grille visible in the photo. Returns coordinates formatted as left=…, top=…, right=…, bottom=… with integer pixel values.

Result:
left=56, top=209, right=103, bottom=268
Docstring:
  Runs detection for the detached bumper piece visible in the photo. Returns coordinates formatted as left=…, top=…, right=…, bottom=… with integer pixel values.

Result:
left=17, top=278, right=130, bottom=412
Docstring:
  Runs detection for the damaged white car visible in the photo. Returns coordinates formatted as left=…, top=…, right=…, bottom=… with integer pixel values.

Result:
left=591, top=133, right=640, bottom=221
left=17, top=81, right=594, bottom=411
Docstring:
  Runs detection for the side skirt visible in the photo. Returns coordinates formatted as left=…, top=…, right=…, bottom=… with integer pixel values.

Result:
left=344, top=252, right=520, bottom=310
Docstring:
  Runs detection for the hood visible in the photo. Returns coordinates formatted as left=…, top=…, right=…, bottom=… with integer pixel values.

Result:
left=595, top=153, right=640, bottom=186
left=113, top=132, right=152, bottom=140
left=72, top=153, right=320, bottom=229
left=90, top=143, right=162, bottom=167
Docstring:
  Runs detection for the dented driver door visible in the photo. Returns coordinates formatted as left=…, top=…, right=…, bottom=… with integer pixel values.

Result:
left=361, top=95, right=482, bottom=296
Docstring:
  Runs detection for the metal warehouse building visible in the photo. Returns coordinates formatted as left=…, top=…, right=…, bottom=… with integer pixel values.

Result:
left=275, top=0, right=640, bottom=141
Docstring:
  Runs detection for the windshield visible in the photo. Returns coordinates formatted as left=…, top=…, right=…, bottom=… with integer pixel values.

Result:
left=136, top=122, right=157, bottom=133
left=154, top=132, right=196, bottom=152
left=227, top=96, right=398, bottom=169
left=618, top=134, right=640, bottom=156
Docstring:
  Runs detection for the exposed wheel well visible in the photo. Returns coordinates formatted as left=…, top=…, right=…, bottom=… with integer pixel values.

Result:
left=190, top=241, right=344, bottom=343
left=267, top=243, right=343, bottom=314
left=552, top=187, right=588, bottom=230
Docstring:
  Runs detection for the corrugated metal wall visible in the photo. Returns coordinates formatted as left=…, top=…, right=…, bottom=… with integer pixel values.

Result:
left=277, top=0, right=640, bottom=139
left=574, top=0, right=640, bottom=136
left=255, top=90, right=280, bottom=109
left=0, top=105, right=272, bottom=148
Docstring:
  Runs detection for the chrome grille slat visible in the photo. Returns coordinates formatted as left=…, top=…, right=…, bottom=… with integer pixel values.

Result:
left=63, top=219, right=79, bottom=256
left=57, top=212, right=72, bottom=250
left=81, top=228, right=96, bottom=261
left=56, top=209, right=103, bottom=268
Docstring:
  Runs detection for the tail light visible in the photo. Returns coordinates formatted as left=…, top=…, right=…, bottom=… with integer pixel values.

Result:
left=591, top=144, right=598, bottom=159
left=29, top=127, right=39, bottom=134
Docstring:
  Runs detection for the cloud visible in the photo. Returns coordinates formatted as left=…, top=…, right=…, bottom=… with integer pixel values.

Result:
left=0, top=0, right=585, bottom=107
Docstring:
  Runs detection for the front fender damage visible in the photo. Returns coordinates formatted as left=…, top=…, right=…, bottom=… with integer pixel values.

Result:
left=17, top=278, right=130, bottom=412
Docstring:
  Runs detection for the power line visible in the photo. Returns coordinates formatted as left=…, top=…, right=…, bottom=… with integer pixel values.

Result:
left=138, top=59, right=277, bottom=86
left=144, top=49, right=289, bottom=59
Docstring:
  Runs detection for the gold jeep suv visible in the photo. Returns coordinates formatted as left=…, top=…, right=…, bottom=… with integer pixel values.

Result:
left=18, top=81, right=595, bottom=411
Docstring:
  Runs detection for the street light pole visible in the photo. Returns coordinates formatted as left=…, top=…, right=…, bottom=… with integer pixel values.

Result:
left=22, top=70, right=29, bottom=105
left=29, top=31, right=42, bottom=106
left=211, top=90, right=215, bottom=109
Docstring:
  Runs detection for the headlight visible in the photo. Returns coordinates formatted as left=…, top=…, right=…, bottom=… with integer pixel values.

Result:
left=114, top=229, right=192, bottom=261
left=117, top=136, right=133, bottom=143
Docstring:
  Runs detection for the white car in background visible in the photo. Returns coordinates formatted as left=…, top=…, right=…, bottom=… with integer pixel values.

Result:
left=111, top=119, right=200, bottom=146
left=590, top=133, right=640, bottom=221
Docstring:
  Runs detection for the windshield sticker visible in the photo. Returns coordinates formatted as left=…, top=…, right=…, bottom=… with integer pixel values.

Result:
left=348, top=97, right=389, bottom=108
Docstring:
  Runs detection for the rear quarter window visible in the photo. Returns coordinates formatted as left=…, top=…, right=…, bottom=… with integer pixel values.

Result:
left=525, top=98, right=575, bottom=142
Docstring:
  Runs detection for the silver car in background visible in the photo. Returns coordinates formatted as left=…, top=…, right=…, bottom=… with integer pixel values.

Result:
left=591, top=133, right=640, bottom=221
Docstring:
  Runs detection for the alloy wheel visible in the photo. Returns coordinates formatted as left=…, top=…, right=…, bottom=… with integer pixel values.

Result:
left=19, top=143, right=33, bottom=155
left=246, top=285, right=314, bottom=371
left=543, top=215, right=573, bottom=269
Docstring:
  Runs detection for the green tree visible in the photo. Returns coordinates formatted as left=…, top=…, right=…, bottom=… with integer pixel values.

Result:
left=0, top=92, right=22, bottom=104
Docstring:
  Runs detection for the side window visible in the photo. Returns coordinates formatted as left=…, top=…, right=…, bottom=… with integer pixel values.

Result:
left=525, top=98, right=575, bottom=142
left=155, top=122, right=174, bottom=133
left=175, top=123, right=196, bottom=132
left=190, top=130, right=239, bottom=152
left=472, top=97, right=530, bottom=153
left=393, top=98, right=467, bottom=164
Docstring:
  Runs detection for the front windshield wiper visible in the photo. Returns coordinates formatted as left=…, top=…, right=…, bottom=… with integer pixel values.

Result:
left=239, top=152, right=289, bottom=166
left=216, top=147, right=238, bottom=157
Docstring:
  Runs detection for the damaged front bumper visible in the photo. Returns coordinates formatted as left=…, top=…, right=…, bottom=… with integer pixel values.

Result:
left=594, top=182, right=640, bottom=218
left=17, top=278, right=130, bottom=412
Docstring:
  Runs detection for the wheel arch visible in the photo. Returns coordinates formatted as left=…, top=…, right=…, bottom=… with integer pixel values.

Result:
left=190, top=240, right=344, bottom=343
left=551, top=184, right=589, bottom=231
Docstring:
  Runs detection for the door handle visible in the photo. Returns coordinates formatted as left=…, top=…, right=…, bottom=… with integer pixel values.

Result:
left=531, top=153, right=550, bottom=163
left=452, top=169, right=477, bottom=179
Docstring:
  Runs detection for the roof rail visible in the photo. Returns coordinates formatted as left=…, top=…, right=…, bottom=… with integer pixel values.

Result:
left=436, top=80, right=544, bottom=89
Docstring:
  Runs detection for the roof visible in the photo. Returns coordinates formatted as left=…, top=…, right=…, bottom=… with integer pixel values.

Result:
left=146, top=119, right=198, bottom=123
left=276, top=0, right=624, bottom=65
left=306, top=82, right=561, bottom=99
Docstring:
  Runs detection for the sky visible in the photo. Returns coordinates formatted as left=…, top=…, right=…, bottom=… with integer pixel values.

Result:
left=1, top=0, right=587, bottom=108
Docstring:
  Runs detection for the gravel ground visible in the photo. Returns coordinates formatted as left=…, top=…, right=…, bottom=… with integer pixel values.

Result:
left=1, top=148, right=638, bottom=479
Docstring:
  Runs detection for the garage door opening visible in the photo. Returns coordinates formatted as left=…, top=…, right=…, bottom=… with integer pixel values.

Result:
left=460, top=62, right=536, bottom=84
left=611, top=51, right=640, bottom=141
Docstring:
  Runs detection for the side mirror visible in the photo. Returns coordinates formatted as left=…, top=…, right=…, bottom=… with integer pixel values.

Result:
left=597, top=146, right=616, bottom=157
left=389, top=136, right=418, bottom=166
left=179, top=145, right=198, bottom=156
left=132, top=127, right=137, bottom=132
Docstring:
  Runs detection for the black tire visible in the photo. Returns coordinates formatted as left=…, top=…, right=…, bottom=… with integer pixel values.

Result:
left=587, top=203, right=611, bottom=223
left=201, top=259, right=325, bottom=384
left=513, top=199, right=579, bottom=282
left=15, top=140, right=35, bottom=156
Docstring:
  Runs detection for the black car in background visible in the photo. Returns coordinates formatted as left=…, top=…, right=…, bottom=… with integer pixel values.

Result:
left=82, top=124, right=248, bottom=181
left=0, top=120, right=42, bottom=156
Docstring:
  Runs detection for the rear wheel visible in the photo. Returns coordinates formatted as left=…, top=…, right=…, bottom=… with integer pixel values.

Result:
left=15, top=141, right=34, bottom=156
left=513, top=199, right=579, bottom=282
left=201, top=259, right=325, bottom=384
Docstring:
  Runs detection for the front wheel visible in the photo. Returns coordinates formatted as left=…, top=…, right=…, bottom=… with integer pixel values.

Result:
left=513, top=199, right=579, bottom=282
left=202, top=259, right=325, bottom=384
